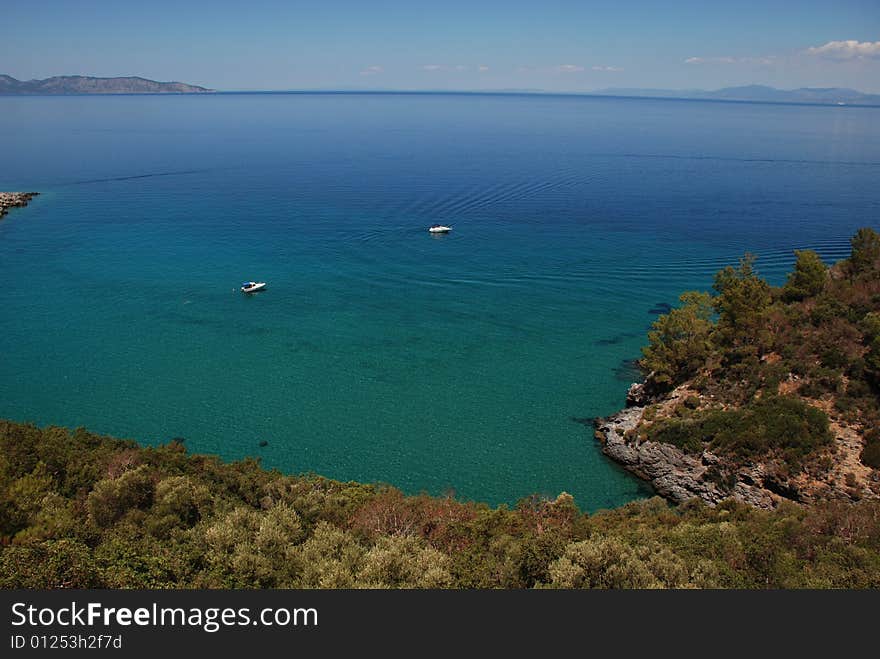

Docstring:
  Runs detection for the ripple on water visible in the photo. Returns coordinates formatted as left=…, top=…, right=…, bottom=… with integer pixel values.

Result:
left=1, top=93, right=877, bottom=511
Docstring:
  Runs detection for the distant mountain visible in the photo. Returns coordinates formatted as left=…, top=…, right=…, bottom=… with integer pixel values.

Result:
left=0, top=75, right=212, bottom=95
left=592, top=84, right=880, bottom=106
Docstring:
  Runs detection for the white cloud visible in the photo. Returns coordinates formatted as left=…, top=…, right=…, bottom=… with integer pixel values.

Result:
left=556, top=64, right=585, bottom=73
left=421, top=64, right=485, bottom=73
left=684, top=55, right=775, bottom=65
left=591, top=65, right=623, bottom=72
left=807, top=40, right=880, bottom=60
left=359, top=65, right=383, bottom=76
left=685, top=56, right=734, bottom=64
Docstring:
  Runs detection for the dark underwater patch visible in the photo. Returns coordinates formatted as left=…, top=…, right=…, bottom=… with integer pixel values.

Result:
left=594, top=331, right=640, bottom=346
left=648, top=302, right=673, bottom=315
left=614, top=358, right=642, bottom=382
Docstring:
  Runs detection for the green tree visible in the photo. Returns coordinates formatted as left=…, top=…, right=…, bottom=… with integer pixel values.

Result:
left=712, top=254, right=772, bottom=350
left=849, top=227, right=880, bottom=275
left=640, top=291, right=715, bottom=389
left=783, top=250, right=827, bottom=301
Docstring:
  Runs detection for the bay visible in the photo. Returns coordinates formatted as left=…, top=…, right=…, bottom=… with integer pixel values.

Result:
left=1, top=92, right=877, bottom=510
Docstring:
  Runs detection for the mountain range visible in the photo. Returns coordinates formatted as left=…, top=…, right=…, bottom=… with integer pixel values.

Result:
left=2, top=77, right=878, bottom=105
left=0, top=75, right=212, bottom=94
left=591, top=84, right=880, bottom=105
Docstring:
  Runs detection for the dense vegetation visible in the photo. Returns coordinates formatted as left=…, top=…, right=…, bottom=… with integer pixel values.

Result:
left=640, top=228, right=880, bottom=469
left=2, top=420, right=880, bottom=588
left=645, top=395, right=832, bottom=464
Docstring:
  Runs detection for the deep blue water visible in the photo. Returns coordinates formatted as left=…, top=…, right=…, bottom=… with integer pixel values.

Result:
left=0, top=92, right=878, bottom=511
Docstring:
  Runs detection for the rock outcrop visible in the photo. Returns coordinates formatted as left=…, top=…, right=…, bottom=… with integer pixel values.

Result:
left=595, top=404, right=776, bottom=509
left=0, top=192, right=39, bottom=219
left=595, top=383, right=879, bottom=509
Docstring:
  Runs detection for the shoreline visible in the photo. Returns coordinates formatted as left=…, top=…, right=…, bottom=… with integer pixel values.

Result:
left=594, top=384, right=777, bottom=509
left=595, top=381, right=880, bottom=510
left=0, top=191, right=39, bottom=219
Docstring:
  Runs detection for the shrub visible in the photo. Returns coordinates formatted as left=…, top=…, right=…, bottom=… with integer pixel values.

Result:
left=683, top=395, right=701, bottom=410
left=861, top=428, right=880, bottom=470
left=645, top=396, right=832, bottom=464
left=866, top=337, right=880, bottom=389
left=86, top=465, right=155, bottom=528
left=647, top=418, right=705, bottom=453
left=714, top=396, right=832, bottom=462
left=800, top=367, right=843, bottom=398
left=0, top=540, right=100, bottom=588
left=810, top=295, right=848, bottom=326
left=820, top=346, right=848, bottom=370
left=862, top=312, right=880, bottom=343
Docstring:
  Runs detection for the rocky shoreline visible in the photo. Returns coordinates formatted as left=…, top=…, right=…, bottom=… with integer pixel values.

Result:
left=0, top=192, right=39, bottom=219
left=595, top=382, right=879, bottom=510
left=595, top=386, right=776, bottom=509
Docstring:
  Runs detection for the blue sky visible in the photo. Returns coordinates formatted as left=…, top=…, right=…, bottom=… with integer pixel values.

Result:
left=2, top=0, right=879, bottom=92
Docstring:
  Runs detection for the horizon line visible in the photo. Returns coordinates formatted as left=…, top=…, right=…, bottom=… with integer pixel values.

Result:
left=5, top=88, right=878, bottom=109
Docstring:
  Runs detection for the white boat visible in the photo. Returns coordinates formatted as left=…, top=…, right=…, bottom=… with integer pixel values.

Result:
left=241, top=281, right=267, bottom=293
left=428, top=224, right=452, bottom=233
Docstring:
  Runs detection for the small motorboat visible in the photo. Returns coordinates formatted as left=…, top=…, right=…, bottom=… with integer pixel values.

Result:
left=241, top=281, right=267, bottom=293
left=428, top=224, right=452, bottom=233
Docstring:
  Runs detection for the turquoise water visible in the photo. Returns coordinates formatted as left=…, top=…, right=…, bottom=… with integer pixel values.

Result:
left=1, top=93, right=878, bottom=511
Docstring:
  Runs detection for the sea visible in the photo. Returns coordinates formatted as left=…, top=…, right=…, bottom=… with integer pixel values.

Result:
left=0, top=92, right=878, bottom=511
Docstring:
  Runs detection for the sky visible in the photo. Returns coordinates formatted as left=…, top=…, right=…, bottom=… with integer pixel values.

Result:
left=2, top=0, right=879, bottom=92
